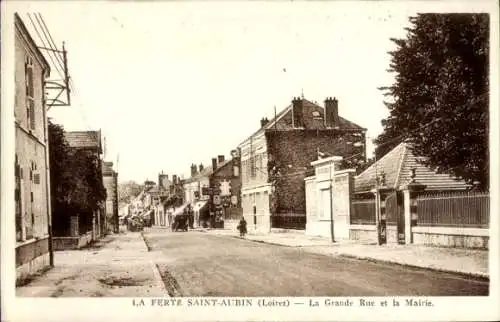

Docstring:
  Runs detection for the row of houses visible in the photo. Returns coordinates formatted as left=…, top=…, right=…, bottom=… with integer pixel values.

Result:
left=14, top=14, right=119, bottom=283
left=174, top=94, right=488, bottom=249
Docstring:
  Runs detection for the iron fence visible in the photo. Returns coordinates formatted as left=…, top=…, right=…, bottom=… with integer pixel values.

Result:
left=416, top=191, right=489, bottom=228
left=350, top=198, right=376, bottom=225
left=271, top=213, right=306, bottom=230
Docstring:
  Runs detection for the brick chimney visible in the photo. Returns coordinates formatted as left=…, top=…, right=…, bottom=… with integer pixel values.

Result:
left=324, top=97, right=339, bottom=128
left=218, top=155, right=225, bottom=164
left=212, top=158, right=218, bottom=171
left=292, top=97, right=304, bottom=128
left=260, top=117, right=269, bottom=128
left=199, top=163, right=204, bottom=173
left=190, top=164, right=197, bottom=177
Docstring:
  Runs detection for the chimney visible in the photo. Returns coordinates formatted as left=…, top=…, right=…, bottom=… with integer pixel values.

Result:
left=324, top=97, right=339, bottom=128
left=190, top=164, right=197, bottom=177
left=199, top=163, right=204, bottom=172
left=212, top=158, right=218, bottom=171
left=292, top=97, right=304, bottom=128
left=173, top=174, right=177, bottom=185
left=260, top=117, right=269, bottom=128
left=218, top=155, right=225, bottom=164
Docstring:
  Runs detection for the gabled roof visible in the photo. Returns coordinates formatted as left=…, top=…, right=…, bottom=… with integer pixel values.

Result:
left=354, top=142, right=469, bottom=193
left=238, top=98, right=366, bottom=147
left=65, top=131, right=102, bottom=152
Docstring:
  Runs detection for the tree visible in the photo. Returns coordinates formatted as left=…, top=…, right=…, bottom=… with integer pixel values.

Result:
left=376, top=13, right=489, bottom=188
left=118, top=181, right=144, bottom=203
left=48, top=120, right=107, bottom=235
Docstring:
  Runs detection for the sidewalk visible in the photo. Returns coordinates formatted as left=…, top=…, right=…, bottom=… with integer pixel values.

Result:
left=16, top=232, right=167, bottom=297
left=202, top=228, right=489, bottom=279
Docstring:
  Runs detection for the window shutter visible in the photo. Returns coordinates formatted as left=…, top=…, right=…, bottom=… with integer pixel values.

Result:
left=33, top=172, right=41, bottom=184
left=29, top=100, right=35, bottom=130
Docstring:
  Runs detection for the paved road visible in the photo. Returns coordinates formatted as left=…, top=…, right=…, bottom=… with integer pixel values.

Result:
left=143, top=229, right=489, bottom=297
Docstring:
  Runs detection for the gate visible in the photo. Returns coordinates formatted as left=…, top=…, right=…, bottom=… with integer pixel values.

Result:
left=385, top=191, right=405, bottom=244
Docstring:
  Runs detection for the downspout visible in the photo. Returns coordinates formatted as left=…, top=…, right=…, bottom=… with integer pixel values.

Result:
left=42, top=70, right=54, bottom=267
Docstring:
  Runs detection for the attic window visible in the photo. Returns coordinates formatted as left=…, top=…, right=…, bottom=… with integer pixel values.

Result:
left=312, top=111, right=322, bottom=119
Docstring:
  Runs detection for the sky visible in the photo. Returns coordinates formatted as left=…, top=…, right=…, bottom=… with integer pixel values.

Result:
left=10, top=0, right=491, bottom=183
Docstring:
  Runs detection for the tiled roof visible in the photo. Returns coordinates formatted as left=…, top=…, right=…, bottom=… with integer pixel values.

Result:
left=183, top=159, right=232, bottom=183
left=354, top=142, right=469, bottom=193
left=65, top=131, right=102, bottom=152
left=239, top=98, right=365, bottom=146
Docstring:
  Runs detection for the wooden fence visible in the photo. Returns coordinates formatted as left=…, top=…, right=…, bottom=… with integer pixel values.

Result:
left=416, top=191, right=489, bottom=228
left=350, top=198, right=376, bottom=225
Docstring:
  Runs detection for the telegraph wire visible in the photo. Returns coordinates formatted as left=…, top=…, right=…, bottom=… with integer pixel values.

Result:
left=36, top=13, right=66, bottom=73
left=26, top=13, right=65, bottom=80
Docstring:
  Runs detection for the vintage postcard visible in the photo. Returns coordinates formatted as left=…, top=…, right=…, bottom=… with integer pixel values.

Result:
left=1, top=0, right=499, bottom=321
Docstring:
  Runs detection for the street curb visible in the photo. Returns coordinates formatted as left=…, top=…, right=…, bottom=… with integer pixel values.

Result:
left=336, top=253, right=489, bottom=281
left=150, top=260, right=169, bottom=297
left=140, top=232, right=170, bottom=296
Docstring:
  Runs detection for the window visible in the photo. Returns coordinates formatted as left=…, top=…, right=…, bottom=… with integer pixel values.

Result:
left=250, top=156, right=256, bottom=178
left=15, top=155, right=23, bottom=241
left=25, top=56, right=35, bottom=131
left=233, top=165, right=239, bottom=177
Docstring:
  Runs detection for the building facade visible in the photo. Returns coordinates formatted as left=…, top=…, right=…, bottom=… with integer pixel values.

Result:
left=182, top=154, right=242, bottom=228
left=238, top=97, right=366, bottom=232
left=102, top=161, right=119, bottom=233
left=14, top=13, right=53, bottom=282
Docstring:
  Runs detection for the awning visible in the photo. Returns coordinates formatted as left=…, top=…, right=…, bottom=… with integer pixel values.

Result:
left=193, top=200, right=208, bottom=212
left=172, top=203, right=190, bottom=217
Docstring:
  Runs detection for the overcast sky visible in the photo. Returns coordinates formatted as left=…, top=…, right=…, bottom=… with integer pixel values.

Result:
left=11, top=1, right=493, bottom=183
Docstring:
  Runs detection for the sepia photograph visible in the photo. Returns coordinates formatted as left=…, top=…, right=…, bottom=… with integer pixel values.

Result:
left=1, top=0, right=499, bottom=321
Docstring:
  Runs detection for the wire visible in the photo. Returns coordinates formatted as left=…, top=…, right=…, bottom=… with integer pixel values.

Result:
left=36, top=13, right=65, bottom=73
left=27, top=13, right=65, bottom=80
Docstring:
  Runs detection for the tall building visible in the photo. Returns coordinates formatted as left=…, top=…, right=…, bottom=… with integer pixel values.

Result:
left=238, top=96, right=366, bottom=232
left=14, top=13, right=53, bottom=282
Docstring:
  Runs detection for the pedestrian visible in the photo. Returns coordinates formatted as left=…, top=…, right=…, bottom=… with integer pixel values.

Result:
left=237, top=216, right=247, bottom=237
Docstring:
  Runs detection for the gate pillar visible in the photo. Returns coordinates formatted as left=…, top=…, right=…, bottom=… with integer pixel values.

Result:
left=400, top=170, right=426, bottom=244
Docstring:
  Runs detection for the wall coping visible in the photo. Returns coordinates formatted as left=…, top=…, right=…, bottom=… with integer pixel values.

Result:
left=16, top=235, right=50, bottom=248
left=310, top=156, right=343, bottom=167
left=335, top=169, right=356, bottom=175
left=412, top=226, right=489, bottom=237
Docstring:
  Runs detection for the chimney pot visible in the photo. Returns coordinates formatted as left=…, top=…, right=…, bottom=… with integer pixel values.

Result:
left=218, top=155, right=225, bottom=164
left=260, top=117, right=269, bottom=128
left=199, top=163, right=204, bottom=172
left=212, top=158, right=218, bottom=171
left=292, top=97, right=304, bottom=128
left=324, top=96, right=339, bottom=128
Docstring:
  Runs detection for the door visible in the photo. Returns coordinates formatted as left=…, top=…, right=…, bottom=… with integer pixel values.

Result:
left=386, top=191, right=405, bottom=244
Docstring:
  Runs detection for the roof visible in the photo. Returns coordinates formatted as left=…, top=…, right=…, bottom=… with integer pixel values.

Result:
left=238, top=98, right=366, bottom=147
left=183, top=159, right=232, bottom=183
left=354, top=142, right=469, bottom=193
left=14, top=14, right=51, bottom=74
left=65, top=131, right=102, bottom=152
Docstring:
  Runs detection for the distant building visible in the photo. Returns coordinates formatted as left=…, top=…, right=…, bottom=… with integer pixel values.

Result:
left=14, top=13, right=53, bottom=282
left=102, top=161, right=118, bottom=233
left=238, top=96, right=366, bottom=232
left=182, top=154, right=242, bottom=228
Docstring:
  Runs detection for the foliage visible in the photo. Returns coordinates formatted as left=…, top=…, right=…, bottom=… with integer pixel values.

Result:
left=48, top=120, right=107, bottom=218
left=376, top=13, right=489, bottom=188
left=118, top=181, right=144, bottom=203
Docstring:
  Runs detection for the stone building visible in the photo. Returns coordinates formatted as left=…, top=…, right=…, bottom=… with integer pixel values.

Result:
left=102, top=161, right=118, bottom=233
left=14, top=13, right=53, bottom=282
left=183, top=154, right=242, bottom=228
left=238, top=96, right=366, bottom=233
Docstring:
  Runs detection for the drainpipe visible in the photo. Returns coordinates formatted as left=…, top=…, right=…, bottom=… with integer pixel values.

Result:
left=42, top=72, right=54, bottom=267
